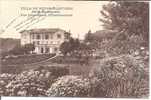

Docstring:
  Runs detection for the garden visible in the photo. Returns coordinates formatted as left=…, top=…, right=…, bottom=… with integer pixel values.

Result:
left=0, top=1, right=149, bottom=98
left=0, top=51, right=149, bottom=97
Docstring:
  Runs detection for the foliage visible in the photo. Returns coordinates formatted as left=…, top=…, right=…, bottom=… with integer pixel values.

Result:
left=82, top=2, right=149, bottom=58
left=1, top=65, right=24, bottom=74
left=0, top=74, right=16, bottom=96
left=105, top=34, right=148, bottom=56
left=5, top=69, right=55, bottom=96
left=23, top=43, right=35, bottom=54
left=84, top=30, right=100, bottom=50
left=0, top=54, right=149, bottom=97
left=9, top=45, right=24, bottom=55
left=1, top=54, right=56, bottom=74
left=46, top=75, right=91, bottom=97
left=89, top=55, right=149, bottom=98
left=100, top=2, right=149, bottom=41
left=84, top=31, right=148, bottom=57
left=0, top=65, right=70, bottom=96
left=60, top=37, right=91, bottom=57
left=60, top=41, right=71, bottom=56
left=2, top=54, right=55, bottom=65
left=0, top=38, right=20, bottom=57
left=9, top=43, right=35, bottom=55
left=35, top=66, right=69, bottom=78
left=84, top=30, right=94, bottom=43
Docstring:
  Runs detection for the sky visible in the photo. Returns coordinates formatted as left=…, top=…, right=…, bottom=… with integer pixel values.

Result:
left=0, top=0, right=108, bottom=39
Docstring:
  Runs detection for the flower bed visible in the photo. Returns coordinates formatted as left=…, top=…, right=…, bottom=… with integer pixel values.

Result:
left=46, top=75, right=91, bottom=97
left=89, top=55, right=149, bottom=98
left=0, top=73, right=16, bottom=96
left=5, top=69, right=55, bottom=96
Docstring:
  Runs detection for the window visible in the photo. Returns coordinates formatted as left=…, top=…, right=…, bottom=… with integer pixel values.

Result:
left=33, top=41, right=35, bottom=45
left=32, top=34, right=34, bottom=39
left=54, top=47, right=58, bottom=51
left=45, top=47, right=49, bottom=53
left=41, top=47, right=44, bottom=53
left=50, top=34, right=53, bottom=39
left=57, top=34, right=61, bottom=39
left=41, top=41, right=43, bottom=44
left=45, top=34, right=49, bottom=39
left=37, top=41, right=40, bottom=45
left=37, top=34, right=40, bottom=39
left=57, top=41, right=60, bottom=44
left=50, top=41, right=53, bottom=44
left=23, top=41, right=26, bottom=44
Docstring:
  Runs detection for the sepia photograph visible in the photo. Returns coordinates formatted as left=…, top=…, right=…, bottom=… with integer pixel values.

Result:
left=0, top=0, right=149, bottom=98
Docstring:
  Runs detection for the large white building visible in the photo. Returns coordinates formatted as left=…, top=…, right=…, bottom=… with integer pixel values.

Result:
left=20, top=28, right=70, bottom=54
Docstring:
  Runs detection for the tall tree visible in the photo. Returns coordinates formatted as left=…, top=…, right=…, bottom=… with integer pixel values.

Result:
left=84, top=30, right=93, bottom=43
left=60, top=41, right=71, bottom=56
left=60, top=38, right=81, bottom=56
left=100, top=2, right=149, bottom=41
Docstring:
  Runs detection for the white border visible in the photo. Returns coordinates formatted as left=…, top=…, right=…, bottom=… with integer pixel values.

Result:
left=1, top=1, right=150, bottom=100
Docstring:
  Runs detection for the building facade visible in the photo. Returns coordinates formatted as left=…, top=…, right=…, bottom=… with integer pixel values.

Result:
left=20, top=28, right=70, bottom=54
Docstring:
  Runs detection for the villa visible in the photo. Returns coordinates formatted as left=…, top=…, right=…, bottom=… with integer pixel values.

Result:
left=20, top=28, right=70, bottom=54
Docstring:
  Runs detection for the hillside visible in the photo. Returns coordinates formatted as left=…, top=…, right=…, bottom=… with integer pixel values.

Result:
left=0, top=38, right=20, bottom=53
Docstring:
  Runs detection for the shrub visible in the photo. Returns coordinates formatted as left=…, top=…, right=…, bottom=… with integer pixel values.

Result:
left=1, top=54, right=56, bottom=74
left=89, top=55, right=149, bottom=98
left=0, top=73, right=16, bottom=96
left=1, top=65, right=24, bottom=74
left=95, top=34, right=148, bottom=57
left=36, top=66, right=69, bottom=78
left=46, top=75, right=91, bottom=97
left=5, top=69, right=55, bottom=96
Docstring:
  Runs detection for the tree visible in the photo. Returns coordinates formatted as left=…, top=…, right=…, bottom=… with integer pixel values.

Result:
left=9, top=45, right=24, bottom=55
left=23, top=43, right=35, bottom=54
left=60, top=38, right=80, bottom=56
left=100, top=2, right=149, bottom=41
left=60, top=41, right=71, bottom=56
left=9, top=43, right=35, bottom=55
left=84, top=30, right=93, bottom=43
left=97, top=1, right=149, bottom=56
left=73, top=38, right=80, bottom=51
left=84, top=30, right=98, bottom=50
left=60, top=38, right=92, bottom=65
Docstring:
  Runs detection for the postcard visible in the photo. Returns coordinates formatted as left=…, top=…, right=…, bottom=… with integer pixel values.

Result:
left=0, top=0, right=149, bottom=99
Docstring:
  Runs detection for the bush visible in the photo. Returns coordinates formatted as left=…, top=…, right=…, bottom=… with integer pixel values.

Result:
left=1, top=65, right=24, bottom=74
left=46, top=75, right=91, bottom=97
left=95, top=34, right=148, bottom=57
left=5, top=69, right=55, bottom=96
left=107, top=35, right=147, bottom=56
left=1, top=54, right=56, bottom=74
left=0, top=73, right=16, bottom=96
left=1, top=65, right=69, bottom=96
left=89, top=55, right=149, bottom=98
left=36, top=66, right=69, bottom=78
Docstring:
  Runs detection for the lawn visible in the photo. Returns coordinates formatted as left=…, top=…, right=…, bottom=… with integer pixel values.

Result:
left=1, top=55, right=96, bottom=76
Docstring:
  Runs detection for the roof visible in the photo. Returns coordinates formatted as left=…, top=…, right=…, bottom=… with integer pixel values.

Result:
left=19, top=28, right=65, bottom=34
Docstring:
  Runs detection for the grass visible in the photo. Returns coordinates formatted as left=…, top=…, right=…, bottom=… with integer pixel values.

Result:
left=2, top=54, right=55, bottom=65
left=0, top=54, right=149, bottom=97
left=1, top=55, right=95, bottom=76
